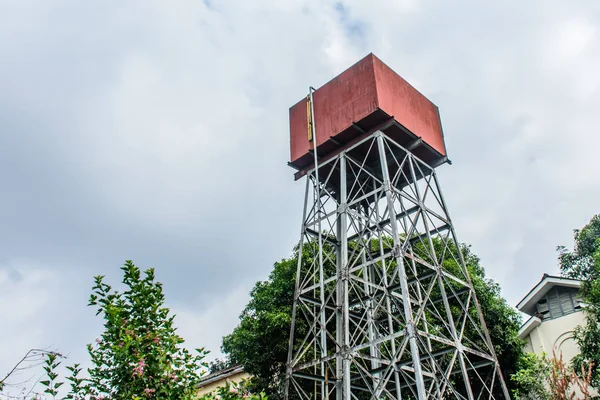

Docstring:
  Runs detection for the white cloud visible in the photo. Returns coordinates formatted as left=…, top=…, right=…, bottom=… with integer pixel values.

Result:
left=0, top=261, right=97, bottom=395
left=174, top=283, right=252, bottom=362
left=1, top=0, right=600, bottom=385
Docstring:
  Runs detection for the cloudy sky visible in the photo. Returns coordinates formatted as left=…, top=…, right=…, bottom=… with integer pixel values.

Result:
left=1, top=0, right=600, bottom=387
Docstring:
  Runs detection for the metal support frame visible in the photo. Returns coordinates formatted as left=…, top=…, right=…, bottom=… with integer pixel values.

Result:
left=285, top=131, right=510, bottom=399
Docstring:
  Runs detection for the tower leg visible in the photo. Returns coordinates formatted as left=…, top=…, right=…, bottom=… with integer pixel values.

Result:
left=376, top=133, right=427, bottom=400
left=286, top=131, right=509, bottom=399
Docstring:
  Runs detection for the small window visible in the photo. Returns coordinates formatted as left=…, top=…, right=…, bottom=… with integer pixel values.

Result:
left=559, top=290, right=575, bottom=315
left=536, top=299, right=550, bottom=319
left=538, top=286, right=582, bottom=321
left=537, top=299, right=548, bottom=310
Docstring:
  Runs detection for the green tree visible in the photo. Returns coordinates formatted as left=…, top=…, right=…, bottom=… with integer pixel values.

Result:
left=463, top=247, right=525, bottom=395
left=222, top=252, right=299, bottom=398
left=0, top=349, right=63, bottom=397
left=510, top=352, right=551, bottom=400
left=558, top=214, right=600, bottom=280
left=207, top=358, right=234, bottom=374
left=510, top=351, right=594, bottom=400
left=222, top=240, right=524, bottom=398
left=414, top=239, right=525, bottom=397
left=79, top=260, right=208, bottom=399
left=558, top=214, right=600, bottom=386
left=1, top=261, right=264, bottom=400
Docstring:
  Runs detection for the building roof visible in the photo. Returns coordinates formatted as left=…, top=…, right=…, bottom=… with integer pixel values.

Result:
left=518, top=316, right=542, bottom=339
left=516, top=274, right=581, bottom=316
left=197, top=365, right=245, bottom=388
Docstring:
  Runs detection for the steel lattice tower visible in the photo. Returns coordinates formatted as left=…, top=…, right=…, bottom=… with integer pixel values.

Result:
left=285, top=127, right=510, bottom=399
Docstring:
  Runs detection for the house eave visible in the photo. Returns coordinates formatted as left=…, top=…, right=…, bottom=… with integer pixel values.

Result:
left=518, top=316, right=542, bottom=340
left=516, top=275, right=581, bottom=316
left=197, top=366, right=245, bottom=388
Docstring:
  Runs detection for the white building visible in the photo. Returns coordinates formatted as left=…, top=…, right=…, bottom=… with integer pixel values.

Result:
left=516, top=274, right=584, bottom=362
left=197, top=365, right=251, bottom=397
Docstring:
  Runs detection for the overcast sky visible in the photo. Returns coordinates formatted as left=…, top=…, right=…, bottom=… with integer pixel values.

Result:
left=2, top=0, right=600, bottom=387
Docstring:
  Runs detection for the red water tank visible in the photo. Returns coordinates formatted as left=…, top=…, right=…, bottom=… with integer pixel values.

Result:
left=289, top=54, right=446, bottom=177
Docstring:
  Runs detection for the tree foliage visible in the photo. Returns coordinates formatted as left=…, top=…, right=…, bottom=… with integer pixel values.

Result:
left=222, top=240, right=524, bottom=398
left=511, top=352, right=551, bottom=400
left=1, top=261, right=263, bottom=400
left=558, top=214, right=600, bottom=386
left=548, top=352, right=594, bottom=400
left=510, top=352, right=594, bottom=400
left=222, top=252, right=298, bottom=398
left=448, top=243, right=525, bottom=390
left=207, top=358, right=234, bottom=375
left=572, top=266, right=600, bottom=387
left=413, top=239, right=524, bottom=397
left=77, top=260, right=208, bottom=399
left=558, top=215, right=600, bottom=281
left=0, top=349, right=63, bottom=398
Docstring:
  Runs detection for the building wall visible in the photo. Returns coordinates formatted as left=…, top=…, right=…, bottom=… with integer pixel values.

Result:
left=523, top=311, right=585, bottom=363
left=197, top=370, right=252, bottom=397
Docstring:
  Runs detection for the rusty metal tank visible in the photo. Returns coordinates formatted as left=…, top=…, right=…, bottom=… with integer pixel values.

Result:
left=289, top=53, right=447, bottom=179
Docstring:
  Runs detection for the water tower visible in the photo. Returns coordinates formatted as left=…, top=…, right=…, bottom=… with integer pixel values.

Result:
left=285, top=54, right=510, bottom=400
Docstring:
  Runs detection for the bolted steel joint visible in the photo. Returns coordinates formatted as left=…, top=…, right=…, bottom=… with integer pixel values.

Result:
left=405, top=322, right=416, bottom=338
left=338, top=267, right=350, bottom=281
left=391, top=244, right=403, bottom=258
